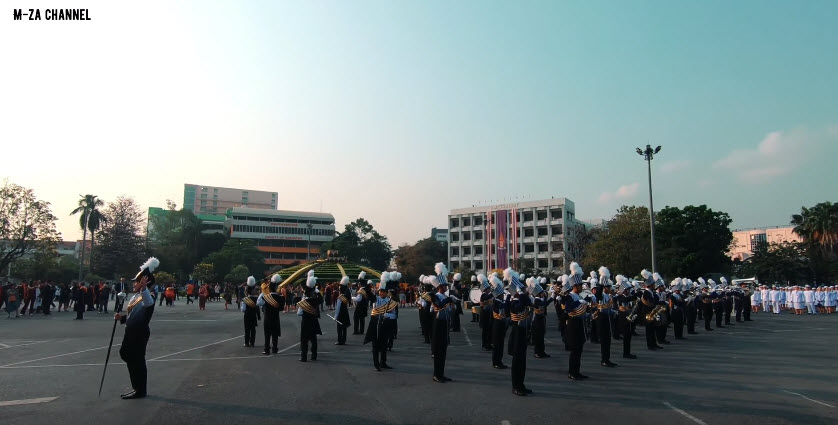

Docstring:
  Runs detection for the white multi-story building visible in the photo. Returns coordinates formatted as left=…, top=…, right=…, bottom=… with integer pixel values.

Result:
left=184, top=183, right=278, bottom=216
left=447, top=198, right=581, bottom=274
left=730, top=226, right=802, bottom=261
left=224, top=207, right=335, bottom=268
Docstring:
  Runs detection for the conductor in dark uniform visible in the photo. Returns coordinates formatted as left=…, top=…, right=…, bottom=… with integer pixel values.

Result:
left=352, top=272, right=369, bottom=335
left=297, top=272, right=323, bottom=362
left=114, top=257, right=159, bottom=399
left=334, top=276, right=352, bottom=345
left=564, top=262, right=589, bottom=380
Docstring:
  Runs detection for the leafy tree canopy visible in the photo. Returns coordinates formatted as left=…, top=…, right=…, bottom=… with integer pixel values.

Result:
left=322, top=218, right=392, bottom=271
left=655, top=204, right=733, bottom=278
left=0, top=180, right=61, bottom=274
left=393, top=238, right=447, bottom=284
left=202, top=239, right=265, bottom=280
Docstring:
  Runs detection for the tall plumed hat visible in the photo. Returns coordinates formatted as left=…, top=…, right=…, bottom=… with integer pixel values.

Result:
left=340, top=276, right=350, bottom=286
left=434, top=262, right=449, bottom=286
left=478, top=273, right=491, bottom=291
left=527, top=276, right=544, bottom=295
left=490, top=274, right=505, bottom=297
left=453, top=273, right=462, bottom=282
left=247, top=276, right=256, bottom=287
left=134, top=257, right=160, bottom=284
left=503, top=268, right=525, bottom=292
left=569, top=262, right=584, bottom=286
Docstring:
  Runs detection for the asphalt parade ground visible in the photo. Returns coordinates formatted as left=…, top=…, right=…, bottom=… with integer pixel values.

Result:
left=1, top=301, right=836, bottom=425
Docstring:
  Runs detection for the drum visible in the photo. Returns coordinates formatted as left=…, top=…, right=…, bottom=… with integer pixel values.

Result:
left=469, top=288, right=482, bottom=304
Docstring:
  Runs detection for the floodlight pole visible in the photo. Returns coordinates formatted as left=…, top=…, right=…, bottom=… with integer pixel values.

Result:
left=637, top=144, right=661, bottom=275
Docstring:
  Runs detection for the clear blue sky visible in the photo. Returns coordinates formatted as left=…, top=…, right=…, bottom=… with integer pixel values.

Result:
left=2, top=0, right=836, bottom=245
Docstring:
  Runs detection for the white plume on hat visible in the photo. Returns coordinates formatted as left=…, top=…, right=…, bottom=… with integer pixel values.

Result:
left=247, top=276, right=256, bottom=287
left=652, top=272, right=661, bottom=282
left=378, top=280, right=388, bottom=291
left=570, top=262, right=582, bottom=277
left=419, top=274, right=426, bottom=283
left=340, top=276, right=349, bottom=286
left=598, top=266, right=610, bottom=279
left=490, top=274, right=505, bottom=296
left=391, top=271, right=402, bottom=282
left=358, top=271, right=366, bottom=280
left=307, top=269, right=315, bottom=278
left=590, top=271, right=597, bottom=280
left=641, top=269, right=651, bottom=279
left=698, top=277, right=706, bottom=285
left=306, top=276, right=317, bottom=288
left=140, top=257, right=160, bottom=273
left=428, top=275, right=441, bottom=288
left=434, top=262, right=448, bottom=277
left=539, top=277, right=547, bottom=284
left=471, top=275, right=477, bottom=282
left=720, top=276, right=728, bottom=284
left=453, top=273, right=462, bottom=282
left=270, top=274, right=282, bottom=284
left=615, top=275, right=625, bottom=284
left=380, top=271, right=390, bottom=283
left=367, top=279, right=374, bottom=285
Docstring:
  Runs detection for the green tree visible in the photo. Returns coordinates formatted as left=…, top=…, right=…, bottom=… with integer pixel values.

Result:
left=149, top=201, right=202, bottom=282
left=154, top=271, right=176, bottom=287
left=322, top=218, right=392, bottom=271
left=70, top=194, right=106, bottom=279
left=202, top=239, right=265, bottom=279
left=791, top=201, right=838, bottom=258
left=0, top=180, right=62, bottom=275
left=192, top=263, right=216, bottom=284
left=582, top=206, right=651, bottom=277
left=224, top=264, right=249, bottom=283
left=393, top=237, right=447, bottom=284
left=655, top=205, right=733, bottom=278
left=740, top=241, right=810, bottom=284
left=94, top=197, right=147, bottom=279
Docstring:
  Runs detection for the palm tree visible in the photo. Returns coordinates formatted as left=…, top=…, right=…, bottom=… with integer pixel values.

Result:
left=87, top=208, right=107, bottom=273
left=70, top=195, right=105, bottom=280
left=791, top=202, right=838, bottom=257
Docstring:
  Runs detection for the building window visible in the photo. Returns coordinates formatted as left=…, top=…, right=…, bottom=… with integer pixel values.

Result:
left=524, top=228, right=534, bottom=237
left=213, top=188, right=218, bottom=193
left=201, top=194, right=207, bottom=199
left=452, top=247, right=459, bottom=256
left=538, top=244, right=548, bottom=252
left=474, top=217, right=482, bottom=226
left=552, top=226, right=562, bottom=235
left=474, top=231, right=483, bottom=240
left=537, top=212, right=548, bottom=221
left=451, top=262, right=460, bottom=270
left=537, top=227, right=548, bottom=236
left=463, top=218, right=471, bottom=227
left=551, top=209, right=562, bottom=219
left=451, top=233, right=459, bottom=242
left=474, top=261, right=483, bottom=270
left=202, top=187, right=207, bottom=192
left=474, top=246, right=483, bottom=255
left=750, top=233, right=767, bottom=252
left=525, top=244, right=534, bottom=253
left=463, top=232, right=471, bottom=241
left=538, top=259, right=548, bottom=269
left=450, top=218, right=459, bottom=228
left=523, top=212, right=533, bottom=222
left=463, top=246, right=471, bottom=255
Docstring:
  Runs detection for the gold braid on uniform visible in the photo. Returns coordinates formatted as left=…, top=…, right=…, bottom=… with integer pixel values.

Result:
left=431, top=300, right=454, bottom=312
left=263, top=293, right=279, bottom=309
left=298, top=299, right=318, bottom=315
left=480, top=298, right=493, bottom=308
left=126, top=295, right=143, bottom=313
left=533, top=307, right=545, bottom=315
left=566, top=302, right=587, bottom=318
left=339, top=294, right=350, bottom=305
left=243, top=297, right=256, bottom=308
left=510, top=310, right=530, bottom=322
left=371, top=300, right=398, bottom=316
left=357, top=288, right=368, bottom=300
left=492, top=311, right=505, bottom=320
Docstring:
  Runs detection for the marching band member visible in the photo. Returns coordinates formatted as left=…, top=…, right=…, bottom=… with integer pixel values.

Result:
left=563, top=262, right=588, bottom=380
left=477, top=274, right=494, bottom=351
left=240, top=276, right=261, bottom=348
left=638, top=270, right=663, bottom=350
left=683, top=279, right=699, bottom=334
left=297, top=272, right=323, bottom=362
left=334, top=276, right=352, bottom=345
left=592, top=267, right=617, bottom=367
left=613, top=275, right=638, bottom=359
left=430, top=263, right=455, bottom=383
left=709, top=279, right=725, bottom=328
left=669, top=279, right=687, bottom=340
left=417, top=275, right=433, bottom=344
left=532, top=277, right=552, bottom=359
left=740, top=282, right=753, bottom=321
left=258, top=274, right=285, bottom=355
left=470, top=275, right=480, bottom=322
left=115, top=257, right=158, bottom=399
left=364, top=279, right=397, bottom=371
left=451, top=272, right=463, bottom=332
left=352, top=272, right=369, bottom=335
left=490, top=273, right=509, bottom=369
left=697, top=279, right=714, bottom=331
left=509, top=274, right=534, bottom=396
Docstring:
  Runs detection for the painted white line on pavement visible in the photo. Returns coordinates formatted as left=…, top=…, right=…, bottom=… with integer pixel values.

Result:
left=148, top=335, right=243, bottom=361
left=663, top=402, right=708, bottom=425
left=462, top=326, right=474, bottom=347
left=0, top=340, right=49, bottom=350
left=277, top=342, right=301, bottom=353
left=0, top=396, right=59, bottom=406
left=501, top=420, right=511, bottom=425
left=782, top=390, right=835, bottom=408
left=0, top=345, right=119, bottom=367
left=0, top=363, right=108, bottom=369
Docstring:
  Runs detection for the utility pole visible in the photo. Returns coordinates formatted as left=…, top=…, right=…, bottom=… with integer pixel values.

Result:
left=636, top=144, right=661, bottom=274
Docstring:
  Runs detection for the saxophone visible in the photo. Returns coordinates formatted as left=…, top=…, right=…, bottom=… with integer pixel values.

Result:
left=645, top=304, right=667, bottom=324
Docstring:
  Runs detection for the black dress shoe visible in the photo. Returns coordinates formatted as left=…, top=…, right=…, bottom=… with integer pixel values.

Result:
left=263, top=351, right=271, bottom=355
left=482, top=347, right=492, bottom=351
left=120, top=390, right=136, bottom=398
left=660, top=340, right=670, bottom=344
left=381, top=363, right=393, bottom=369
left=374, top=367, right=381, bottom=372
left=568, top=374, right=581, bottom=380
left=299, top=358, right=307, bottom=362
left=334, top=342, right=343, bottom=345
left=513, top=389, right=527, bottom=396
left=688, top=331, right=699, bottom=335
left=578, top=374, right=589, bottom=379
left=121, top=391, right=146, bottom=400
left=524, top=388, right=533, bottom=394
left=601, top=361, right=617, bottom=368
left=442, top=376, right=452, bottom=382
left=623, top=353, right=637, bottom=359
left=493, top=364, right=508, bottom=370
left=433, top=376, right=445, bottom=383
left=675, top=337, right=687, bottom=340
left=310, top=356, right=317, bottom=361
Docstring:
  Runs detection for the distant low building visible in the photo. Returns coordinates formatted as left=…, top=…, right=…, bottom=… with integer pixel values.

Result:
left=431, top=227, right=448, bottom=243
left=730, top=226, right=802, bottom=261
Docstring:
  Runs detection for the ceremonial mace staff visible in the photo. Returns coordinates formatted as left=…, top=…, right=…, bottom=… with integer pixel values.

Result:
left=98, top=291, right=125, bottom=397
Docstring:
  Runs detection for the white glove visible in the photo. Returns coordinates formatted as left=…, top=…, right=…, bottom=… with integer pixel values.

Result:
left=315, top=288, right=320, bottom=294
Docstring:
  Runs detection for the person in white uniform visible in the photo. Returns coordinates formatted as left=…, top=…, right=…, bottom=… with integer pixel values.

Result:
left=761, top=286, right=771, bottom=312
left=751, top=286, right=762, bottom=314
left=803, top=285, right=816, bottom=315
left=769, top=286, right=780, bottom=314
